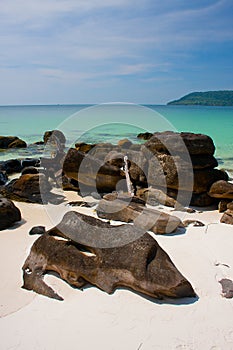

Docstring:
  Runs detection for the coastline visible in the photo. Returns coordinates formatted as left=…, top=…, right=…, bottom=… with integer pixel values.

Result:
left=1, top=193, right=233, bottom=349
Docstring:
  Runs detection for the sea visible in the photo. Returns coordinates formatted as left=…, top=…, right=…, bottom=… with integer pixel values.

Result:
left=0, top=103, right=233, bottom=176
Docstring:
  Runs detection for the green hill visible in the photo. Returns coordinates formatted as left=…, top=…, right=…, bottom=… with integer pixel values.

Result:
left=167, top=91, right=233, bottom=106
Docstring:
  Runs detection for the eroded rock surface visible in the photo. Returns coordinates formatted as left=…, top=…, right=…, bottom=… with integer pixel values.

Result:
left=22, top=212, right=195, bottom=301
left=0, top=197, right=21, bottom=230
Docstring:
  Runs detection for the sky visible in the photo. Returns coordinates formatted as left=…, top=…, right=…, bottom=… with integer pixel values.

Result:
left=0, top=0, right=232, bottom=105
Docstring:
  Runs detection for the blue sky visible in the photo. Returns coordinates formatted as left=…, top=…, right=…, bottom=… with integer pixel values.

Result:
left=0, top=0, right=232, bottom=105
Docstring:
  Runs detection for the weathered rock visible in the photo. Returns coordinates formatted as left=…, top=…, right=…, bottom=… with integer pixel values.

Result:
left=219, top=279, right=233, bottom=298
left=227, top=202, right=233, bottom=210
left=148, top=154, right=227, bottom=193
left=63, top=148, right=126, bottom=193
left=0, top=136, right=27, bottom=149
left=96, top=197, right=182, bottom=234
left=144, top=131, right=215, bottom=156
left=0, top=159, right=22, bottom=175
left=29, top=226, right=46, bottom=235
left=137, top=187, right=179, bottom=208
left=190, top=154, right=218, bottom=170
left=0, top=197, right=21, bottom=230
left=22, top=215, right=195, bottom=301
left=220, top=209, right=233, bottom=225
left=208, top=180, right=233, bottom=199
left=62, top=175, right=80, bottom=191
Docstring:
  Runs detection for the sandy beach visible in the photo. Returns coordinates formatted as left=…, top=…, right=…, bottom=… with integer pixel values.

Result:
left=1, top=192, right=233, bottom=350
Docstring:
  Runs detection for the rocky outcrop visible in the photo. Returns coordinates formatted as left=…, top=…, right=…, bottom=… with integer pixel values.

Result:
left=0, top=136, right=27, bottom=149
left=0, top=197, right=21, bottom=230
left=22, top=211, right=195, bottom=301
left=0, top=172, right=8, bottom=186
left=142, top=131, right=228, bottom=206
left=96, top=195, right=182, bottom=234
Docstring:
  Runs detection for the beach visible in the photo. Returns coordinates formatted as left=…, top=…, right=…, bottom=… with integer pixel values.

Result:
left=1, top=192, right=233, bottom=350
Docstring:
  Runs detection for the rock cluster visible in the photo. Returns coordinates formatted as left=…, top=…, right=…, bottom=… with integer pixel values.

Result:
left=0, top=136, right=27, bottom=149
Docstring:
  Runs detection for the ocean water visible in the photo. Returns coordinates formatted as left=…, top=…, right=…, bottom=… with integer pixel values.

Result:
left=0, top=103, right=233, bottom=174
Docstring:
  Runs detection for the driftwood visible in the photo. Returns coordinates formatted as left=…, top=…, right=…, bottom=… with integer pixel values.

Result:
left=22, top=211, right=195, bottom=301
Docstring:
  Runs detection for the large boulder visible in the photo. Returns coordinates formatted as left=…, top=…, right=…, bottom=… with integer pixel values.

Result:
left=0, top=197, right=21, bottom=230
left=144, top=131, right=215, bottom=156
left=63, top=148, right=125, bottom=193
left=22, top=211, right=195, bottom=301
left=0, top=136, right=27, bottom=149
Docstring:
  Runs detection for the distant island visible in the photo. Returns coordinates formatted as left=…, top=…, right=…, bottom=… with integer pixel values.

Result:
left=167, top=90, right=233, bottom=106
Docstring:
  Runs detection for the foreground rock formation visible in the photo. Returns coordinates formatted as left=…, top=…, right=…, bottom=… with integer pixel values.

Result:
left=22, top=211, right=195, bottom=301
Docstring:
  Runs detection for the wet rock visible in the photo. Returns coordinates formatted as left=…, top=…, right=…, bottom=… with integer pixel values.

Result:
left=22, top=212, right=196, bottom=301
left=21, top=158, right=40, bottom=168
left=118, top=138, right=132, bottom=148
left=43, top=130, right=66, bottom=146
left=208, top=180, right=233, bottom=199
left=0, top=197, right=21, bottom=230
left=75, top=142, right=95, bottom=153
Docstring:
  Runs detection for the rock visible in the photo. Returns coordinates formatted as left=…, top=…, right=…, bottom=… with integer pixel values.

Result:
left=22, top=213, right=196, bottom=301
left=148, top=154, right=227, bottom=193
left=190, top=154, right=218, bottom=170
left=0, top=173, right=53, bottom=203
left=43, top=130, right=66, bottom=146
left=167, top=189, right=216, bottom=207
left=208, top=180, right=233, bottom=199
left=0, top=197, right=21, bottom=230
left=29, top=226, right=46, bottom=235
left=137, top=187, right=179, bottom=208
left=21, top=158, right=40, bottom=168
left=218, top=199, right=231, bottom=213
left=137, top=132, right=153, bottom=140
left=21, top=166, right=39, bottom=175
left=8, top=138, right=27, bottom=148
left=227, top=202, right=233, bottom=210
left=0, top=159, right=22, bottom=175
left=62, top=175, right=80, bottom=191
left=220, top=209, right=233, bottom=225
left=75, top=142, right=95, bottom=153
left=118, top=138, right=132, bottom=148
left=0, top=136, right=27, bottom=149
left=0, top=171, right=8, bottom=185
left=63, top=148, right=125, bottom=193
left=144, top=131, right=215, bottom=156
left=104, top=151, right=125, bottom=168
left=219, top=279, right=233, bottom=298
left=96, top=196, right=182, bottom=234
left=182, top=220, right=205, bottom=227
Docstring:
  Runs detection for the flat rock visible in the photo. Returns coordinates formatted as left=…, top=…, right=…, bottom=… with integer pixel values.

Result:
left=96, top=197, right=182, bottom=234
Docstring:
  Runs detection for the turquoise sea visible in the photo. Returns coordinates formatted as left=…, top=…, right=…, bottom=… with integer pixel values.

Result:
left=0, top=103, right=233, bottom=175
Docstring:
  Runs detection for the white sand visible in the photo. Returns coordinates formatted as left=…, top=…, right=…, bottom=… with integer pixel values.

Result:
left=1, top=195, right=233, bottom=350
